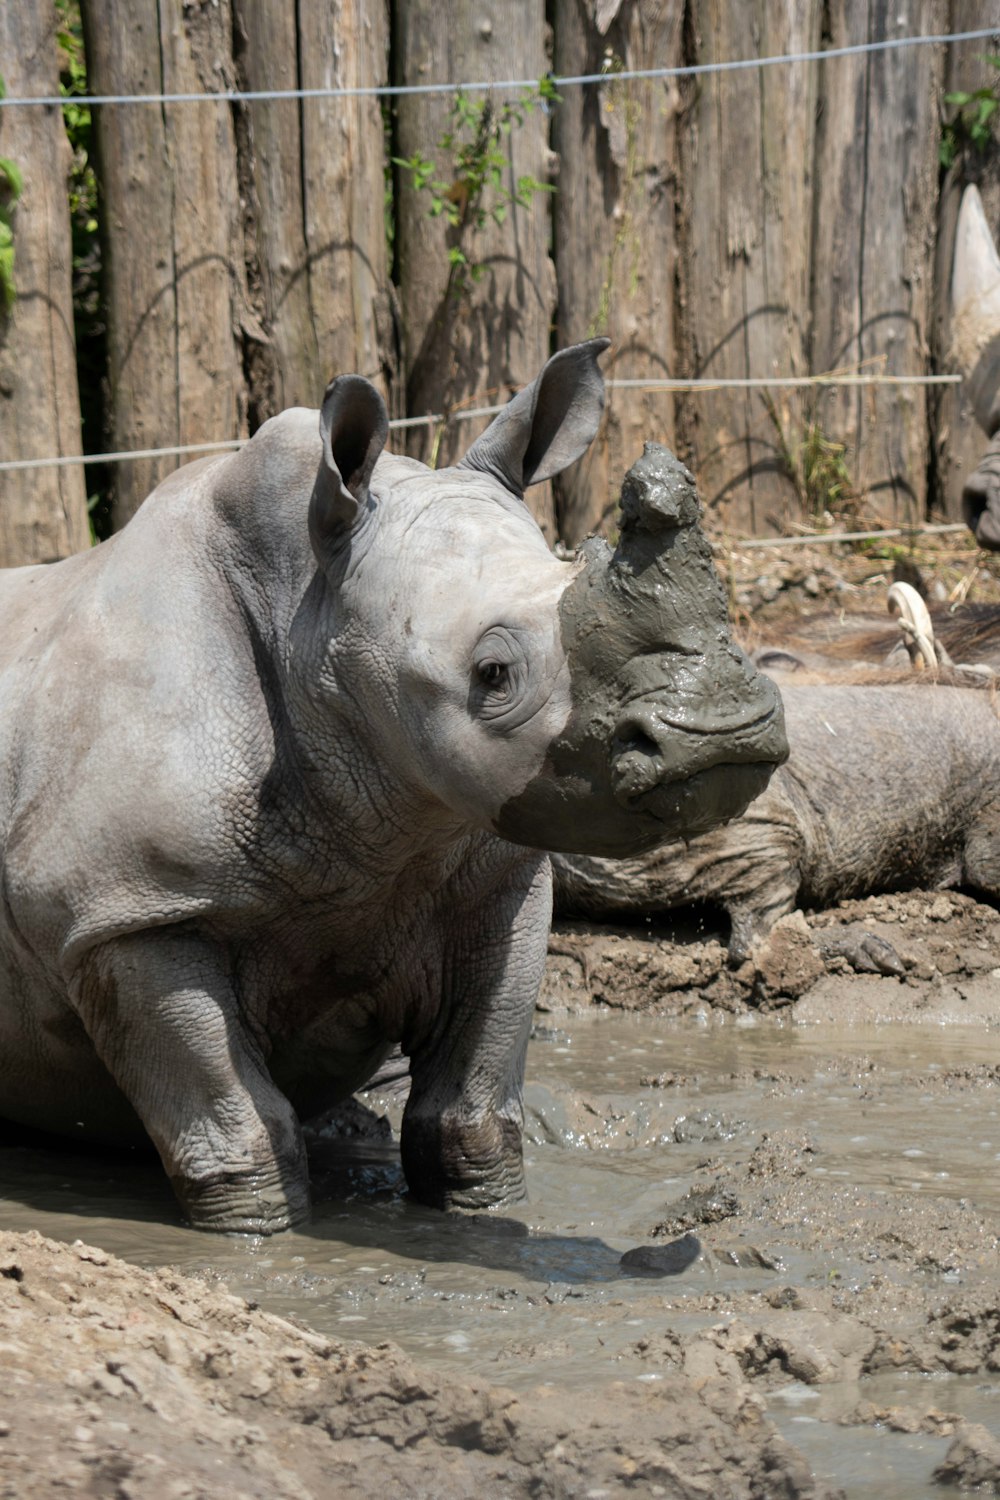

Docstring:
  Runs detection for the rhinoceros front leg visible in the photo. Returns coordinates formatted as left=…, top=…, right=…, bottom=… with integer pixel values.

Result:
left=399, top=857, right=550, bottom=1212
left=73, top=929, right=308, bottom=1233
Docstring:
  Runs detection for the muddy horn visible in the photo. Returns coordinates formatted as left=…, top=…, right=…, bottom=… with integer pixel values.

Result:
left=950, top=184, right=1000, bottom=439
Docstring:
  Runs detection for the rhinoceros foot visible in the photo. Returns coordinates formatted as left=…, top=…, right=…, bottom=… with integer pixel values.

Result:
left=400, top=1109, right=526, bottom=1213
left=172, top=1164, right=311, bottom=1236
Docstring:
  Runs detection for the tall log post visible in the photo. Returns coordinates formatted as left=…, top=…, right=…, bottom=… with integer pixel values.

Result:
left=812, top=0, right=948, bottom=528
left=233, top=0, right=394, bottom=418
left=677, top=0, right=822, bottom=536
left=83, top=0, right=249, bottom=528
left=0, top=0, right=90, bottom=565
left=393, top=0, right=557, bottom=535
left=551, top=0, right=684, bottom=546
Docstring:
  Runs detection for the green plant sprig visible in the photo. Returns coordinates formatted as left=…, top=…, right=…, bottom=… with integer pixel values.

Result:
left=0, top=74, right=24, bottom=313
left=940, top=54, right=1000, bottom=168
left=395, top=76, right=559, bottom=292
left=761, top=390, right=859, bottom=525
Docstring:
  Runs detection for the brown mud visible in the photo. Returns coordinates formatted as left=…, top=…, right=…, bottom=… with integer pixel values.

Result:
left=2, top=891, right=1000, bottom=1499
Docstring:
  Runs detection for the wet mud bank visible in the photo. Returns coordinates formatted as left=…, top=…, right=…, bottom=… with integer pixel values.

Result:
left=1, top=889, right=1000, bottom=1497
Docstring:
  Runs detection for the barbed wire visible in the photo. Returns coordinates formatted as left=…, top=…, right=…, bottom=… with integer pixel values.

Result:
left=0, top=374, right=965, bottom=474
left=0, top=26, right=995, bottom=109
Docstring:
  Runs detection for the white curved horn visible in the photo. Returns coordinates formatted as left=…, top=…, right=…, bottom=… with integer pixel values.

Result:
left=887, top=581, right=937, bottom=671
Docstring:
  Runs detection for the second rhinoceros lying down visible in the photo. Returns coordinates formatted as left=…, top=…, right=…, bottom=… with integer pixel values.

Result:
left=553, top=678, right=1000, bottom=963
left=0, top=342, right=787, bottom=1234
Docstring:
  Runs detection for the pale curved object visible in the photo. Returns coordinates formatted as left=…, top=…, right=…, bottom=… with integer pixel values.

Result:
left=950, top=184, right=1000, bottom=437
left=887, top=581, right=937, bottom=670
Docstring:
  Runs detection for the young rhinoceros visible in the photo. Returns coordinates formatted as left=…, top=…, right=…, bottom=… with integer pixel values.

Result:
left=0, top=341, right=786, bottom=1233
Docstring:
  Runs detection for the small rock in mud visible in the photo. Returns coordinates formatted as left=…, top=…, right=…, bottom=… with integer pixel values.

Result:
left=711, top=1244, right=784, bottom=1271
left=620, top=1232, right=702, bottom=1277
left=653, top=1186, right=740, bottom=1235
left=305, top=1097, right=393, bottom=1142
left=724, top=1309, right=877, bottom=1386
left=933, top=1420, right=1000, bottom=1491
left=751, top=914, right=826, bottom=1004
left=844, top=1401, right=960, bottom=1436
left=815, top=926, right=907, bottom=977
left=747, top=1132, right=815, bottom=1179
left=867, top=1295, right=1000, bottom=1376
left=673, top=1109, right=748, bottom=1143
left=639, top=1070, right=698, bottom=1089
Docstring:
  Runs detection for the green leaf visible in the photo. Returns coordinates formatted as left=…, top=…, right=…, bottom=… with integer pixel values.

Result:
left=0, top=243, right=16, bottom=310
left=945, top=90, right=974, bottom=106
left=0, top=157, right=24, bottom=199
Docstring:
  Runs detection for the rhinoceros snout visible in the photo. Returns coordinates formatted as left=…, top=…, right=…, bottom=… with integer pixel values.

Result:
left=610, top=696, right=786, bottom=805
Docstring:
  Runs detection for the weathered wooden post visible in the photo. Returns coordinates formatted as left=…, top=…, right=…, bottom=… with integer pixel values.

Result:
left=393, top=0, right=557, bottom=534
left=676, top=0, right=822, bottom=537
left=812, top=0, right=948, bottom=528
left=82, top=0, right=250, bottom=528
left=233, top=0, right=396, bottom=418
left=551, top=0, right=684, bottom=545
left=0, top=0, right=90, bottom=565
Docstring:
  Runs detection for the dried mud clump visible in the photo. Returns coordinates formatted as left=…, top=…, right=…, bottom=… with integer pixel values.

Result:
left=543, top=889, right=1000, bottom=1023
left=0, top=1230, right=843, bottom=1500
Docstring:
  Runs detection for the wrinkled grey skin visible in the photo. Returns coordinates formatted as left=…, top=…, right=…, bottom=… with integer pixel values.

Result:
left=0, top=340, right=786, bottom=1234
left=963, top=428, right=1000, bottom=551
left=554, top=682, right=1000, bottom=963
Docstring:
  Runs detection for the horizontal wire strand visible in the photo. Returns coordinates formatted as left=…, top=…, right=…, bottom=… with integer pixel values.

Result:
left=0, top=27, right=995, bottom=108
left=0, top=375, right=964, bottom=473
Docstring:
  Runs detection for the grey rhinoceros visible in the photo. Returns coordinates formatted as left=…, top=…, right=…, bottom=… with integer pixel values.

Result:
left=0, top=341, right=786, bottom=1233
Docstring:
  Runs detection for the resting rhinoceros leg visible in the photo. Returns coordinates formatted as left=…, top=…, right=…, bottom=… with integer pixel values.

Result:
left=399, top=856, right=550, bottom=1212
left=73, top=930, right=308, bottom=1234
left=962, top=799, right=1000, bottom=904
left=962, top=431, right=1000, bottom=550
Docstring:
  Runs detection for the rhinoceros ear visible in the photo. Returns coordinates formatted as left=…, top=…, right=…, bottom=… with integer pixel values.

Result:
left=458, top=338, right=610, bottom=495
left=309, top=374, right=389, bottom=558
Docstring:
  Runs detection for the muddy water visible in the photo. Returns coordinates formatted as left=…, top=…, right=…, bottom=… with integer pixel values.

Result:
left=1, top=1011, right=999, bottom=1498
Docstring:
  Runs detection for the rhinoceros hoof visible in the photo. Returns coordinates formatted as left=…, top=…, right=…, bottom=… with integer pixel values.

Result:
left=173, top=1166, right=311, bottom=1236
left=401, top=1114, right=526, bottom=1212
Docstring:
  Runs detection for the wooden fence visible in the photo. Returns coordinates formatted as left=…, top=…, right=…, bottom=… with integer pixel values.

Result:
left=1, top=0, right=999, bottom=565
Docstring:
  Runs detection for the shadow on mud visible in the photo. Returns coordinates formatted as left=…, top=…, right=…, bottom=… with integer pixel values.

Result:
left=0, top=1120, right=699, bottom=1285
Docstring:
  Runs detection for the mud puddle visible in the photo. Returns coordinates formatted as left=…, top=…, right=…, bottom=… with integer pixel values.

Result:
left=1, top=1010, right=999, bottom=1496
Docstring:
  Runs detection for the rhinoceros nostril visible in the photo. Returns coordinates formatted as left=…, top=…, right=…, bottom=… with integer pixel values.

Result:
left=615, top=724, right=660, bottom=760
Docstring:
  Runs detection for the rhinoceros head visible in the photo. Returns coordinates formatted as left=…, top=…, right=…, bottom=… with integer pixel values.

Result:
left=304, top=341, right=787, bottom=858
left=493, top=443, right=788, bottom=855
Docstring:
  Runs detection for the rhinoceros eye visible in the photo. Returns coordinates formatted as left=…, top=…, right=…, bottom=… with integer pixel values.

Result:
left=477, top=660, right=509, bottom=689
left=471, top=628, right=528, bottom=722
